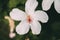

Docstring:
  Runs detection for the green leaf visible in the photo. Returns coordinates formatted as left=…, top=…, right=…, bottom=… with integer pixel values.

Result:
left=8, top=0, right=26, bottom=8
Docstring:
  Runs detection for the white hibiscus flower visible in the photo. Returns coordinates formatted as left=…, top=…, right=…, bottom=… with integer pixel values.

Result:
left=10, top=0, right=49, bottom=35
left=42, top=0, right=60, bottom=13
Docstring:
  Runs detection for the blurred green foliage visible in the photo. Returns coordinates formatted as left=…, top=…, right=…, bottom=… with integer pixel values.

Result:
left=8, top=0, right=26, bottom=9
left=0, top=0, right=60, bottom=40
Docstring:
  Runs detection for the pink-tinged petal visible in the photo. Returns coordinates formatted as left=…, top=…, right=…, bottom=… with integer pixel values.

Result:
left=9, top=33, right=16, bottom=38
left=10, top=8, right=26, bottom=21
left=34, top=10, right=49, bottom=23
left=25, top=0, right=38, bottom=14
left=42, top=0, right=54, bottom=11
left=30, top=20, right=41, bottom=35
left=16, top=21, right=30, bottom=35
left=54, top=0, right=60, bottom=13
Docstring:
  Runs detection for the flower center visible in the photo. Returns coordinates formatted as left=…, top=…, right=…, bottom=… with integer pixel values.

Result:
left=27, top=15, right=32, bottom=23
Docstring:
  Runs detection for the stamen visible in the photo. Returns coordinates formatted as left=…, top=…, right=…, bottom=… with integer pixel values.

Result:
left=27, top=15, right=32, bottom=23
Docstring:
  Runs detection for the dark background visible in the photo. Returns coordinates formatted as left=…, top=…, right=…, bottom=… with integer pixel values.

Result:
left=0, top=0, right=60, bottom=40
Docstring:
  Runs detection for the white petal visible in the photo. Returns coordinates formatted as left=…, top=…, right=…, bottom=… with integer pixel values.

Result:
left=10, top=8, right=26, bottom=21
left=16, top=21, right=30, bottom=35
left=34, top=10, right=49, bottom=23
left=54, top=0, right=60, bottom=13
left=9, top=33, right=16, bottom=38
left=30, top=20, right=41, bottom=35
left=42, top=0, right=54, bottom=11
left=25, top=0, right=38, bottom=14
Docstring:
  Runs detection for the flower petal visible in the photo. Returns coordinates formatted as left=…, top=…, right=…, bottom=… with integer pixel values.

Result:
left=34, top=10, right=49, bottom=23
left=10, top=8, right=26, bottom=21
left=54, top=0, right=60, bottom=13
left=9, top=33, right=16, bottom=38
left=16, top=21, right=30, bottom=35
left=30, top=20, right=41, bottom=35
left=42, top=0, right=54, bottom=11
left=25, top=0, right=38, bottom=14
